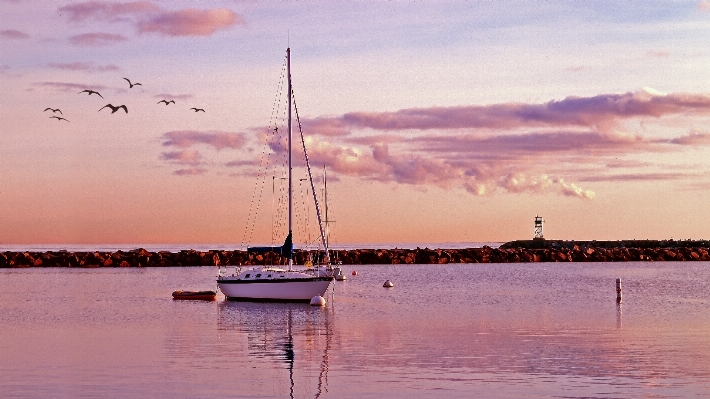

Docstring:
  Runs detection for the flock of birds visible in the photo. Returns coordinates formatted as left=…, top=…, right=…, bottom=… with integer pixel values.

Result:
left=44, top=77, right=205, bottom=122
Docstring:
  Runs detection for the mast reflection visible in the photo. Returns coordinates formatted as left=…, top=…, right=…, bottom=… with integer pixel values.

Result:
left=217, top=301, right=334, bottom=398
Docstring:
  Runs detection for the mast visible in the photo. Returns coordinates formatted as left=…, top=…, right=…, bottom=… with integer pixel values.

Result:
left=287, top=47, right=293, bottom=271
left=324, top=165, right=329, bottom=252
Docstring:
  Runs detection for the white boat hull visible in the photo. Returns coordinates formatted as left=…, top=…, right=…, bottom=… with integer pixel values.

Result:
left=218, top=276, right=333, bottom=301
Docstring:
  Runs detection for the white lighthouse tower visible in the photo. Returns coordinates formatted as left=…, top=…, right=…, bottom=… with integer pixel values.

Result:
left=534, top=215, right=544, bottom=240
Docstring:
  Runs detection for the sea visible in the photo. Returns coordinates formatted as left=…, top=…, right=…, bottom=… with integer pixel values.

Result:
left=0, top=242, right=503, bottom=252
left=1, top=260, right=709, bottom=398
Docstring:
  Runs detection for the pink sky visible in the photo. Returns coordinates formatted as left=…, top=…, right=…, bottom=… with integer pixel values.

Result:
left=1, top=1, right=710, bottom=246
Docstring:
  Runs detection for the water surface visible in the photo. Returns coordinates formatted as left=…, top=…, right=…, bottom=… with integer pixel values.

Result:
left=1, top=262, right=709, bottom=398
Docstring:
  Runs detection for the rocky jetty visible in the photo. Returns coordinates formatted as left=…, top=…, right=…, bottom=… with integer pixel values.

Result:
left=1, top=240, right=709, bottom=268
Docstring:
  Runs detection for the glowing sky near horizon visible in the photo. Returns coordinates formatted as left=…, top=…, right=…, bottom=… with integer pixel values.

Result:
left=2, top=1, right=710, bottom=246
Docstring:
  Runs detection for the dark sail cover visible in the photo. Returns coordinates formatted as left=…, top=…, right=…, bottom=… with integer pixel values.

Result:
left=247, top=232, right=293, bottom=259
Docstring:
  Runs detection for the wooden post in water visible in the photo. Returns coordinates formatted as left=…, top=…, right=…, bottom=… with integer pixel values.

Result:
left=616, top=278, right=622, bottom=303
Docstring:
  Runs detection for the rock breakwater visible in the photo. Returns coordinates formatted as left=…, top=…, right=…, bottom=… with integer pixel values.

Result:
left=1, top=240, right=709, bottom=268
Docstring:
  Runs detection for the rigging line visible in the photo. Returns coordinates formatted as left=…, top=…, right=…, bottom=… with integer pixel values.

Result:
left=292, top=89, right=328, bottom=256
left=241, top=58, right=287, bottom=248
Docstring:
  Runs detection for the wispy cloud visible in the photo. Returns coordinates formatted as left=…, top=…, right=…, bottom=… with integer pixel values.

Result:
left=59, top=1, right=160, bottom=22
left=647, top=50, right=670, bottom=58
left=173, top=168, right=207, bottom=176
left=161, top=149, right=201, bottom=165
left=69, top=32, right=128, bottom=46
left=162, top=130, right=246, bottom=150
left=668, top=131, right=710, bottom=145
left=31, top=81, right=108, bottom=92
left=299, top=91, right=710, bottom=135
left=154, top=93, right=193, bottom=101
left=137, top=8, right=243, bottom=37
left=46, top=62, right=120, bottom=73
left=0, top=29, right=30, bottom=40
left=59, top=2, right=244, bottom=38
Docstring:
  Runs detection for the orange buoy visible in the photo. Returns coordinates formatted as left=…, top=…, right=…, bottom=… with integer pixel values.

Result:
left=352, top=270, right=358, bottom=276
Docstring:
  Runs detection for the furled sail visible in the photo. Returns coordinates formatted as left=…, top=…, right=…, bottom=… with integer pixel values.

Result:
left=247, top=232, right=293, bottom=259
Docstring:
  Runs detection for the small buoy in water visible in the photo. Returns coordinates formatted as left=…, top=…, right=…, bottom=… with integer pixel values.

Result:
left=383, top=279, right=393, bottom=288
left=310, top=295, right=326, bottom=306
left=352, top=270, right=358, bottom=276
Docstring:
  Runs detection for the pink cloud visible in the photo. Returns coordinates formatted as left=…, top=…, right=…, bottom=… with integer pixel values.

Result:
left=162, top=130, right=246, bottom=150
left=0, top=29, right=30, bottom=40
left=698, top=0, right=710, bottom=12
left=173, top=168, right=207, bottom=176
left=669, top=131, right=710, bottom=145
left=647, top=50, right=670, bottom=58
left=69, top=32, right=128, bottom=46
left=580, top=172, right=695, bottom=183
left=154, top=93, right=193, bottom=101
left=161, top=149, right=201, bottom=165
left=300, top=91, right=710, bottom=135
left=59, top=1, right=160, bottom=22
left=566, top=66, right=585, bottom=72
left=32, top=81, right=108, bottom=93
left=137, top=8, right=243, bottom=37
left=46, top=62, right=120, bottom=73
left=237, top=90, right=710, bottom=200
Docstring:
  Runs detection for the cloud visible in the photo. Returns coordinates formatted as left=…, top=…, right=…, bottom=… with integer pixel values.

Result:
left=411, top=130, right=662, bottom=161
left=566, top=66, right=585, bottom=72
left=137, top=8, right=243, bottom=36
left=173, top=168, right=207, bottom=176
left=60, top=2, right=244, bottom=37
left=0, top=29, right=30, bottom=40
left=161, top=149, right=201, bottom=165
left=300, top=91, right=710, bottom=135
left=234, top=90, right=710, bottom=200
left=154, top=93, right=193, bottom=101
left=580, top=172, right=694, bottom=183
left=668, top=131, right=710, bottom=145
left=46, top=62, right=120, bottom=73
left=32, top=81, right=108, bottom=93
left=59, top=1, right=160, bottom=22
left=69, top=32, right=128, bottom=46
left=162, top=130, right=246, bottom=150
left=647, top=50, right=670, bottom=58
left=699, top=0, right=710, bottom=12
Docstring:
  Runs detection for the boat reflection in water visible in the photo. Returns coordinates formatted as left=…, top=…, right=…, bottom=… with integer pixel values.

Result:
left=217, top=301, right=333, bottom=398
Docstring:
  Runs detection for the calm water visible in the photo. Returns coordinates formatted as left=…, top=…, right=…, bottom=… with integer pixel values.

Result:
left=1, top=262, right=709, bottom=398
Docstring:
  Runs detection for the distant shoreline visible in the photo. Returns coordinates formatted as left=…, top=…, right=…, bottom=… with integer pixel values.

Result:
left=2, top=239, right=709, bottom=267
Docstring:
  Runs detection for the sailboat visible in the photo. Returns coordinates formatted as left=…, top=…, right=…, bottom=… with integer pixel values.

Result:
left=217, top=48, right=334, bottom=302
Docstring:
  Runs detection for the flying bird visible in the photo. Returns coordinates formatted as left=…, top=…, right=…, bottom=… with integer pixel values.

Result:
left=78, top=90, right=103, bottom=98
left=99, top=104, right=128, bottom=114
left=190, top=108, right=205, bottom=112
left=123, top=77, right=142, bottom=88
left=50, top=116, right=69, bottom=122
left=158, top=100, right=175, bottom=105
left=44, top=108, right=62, bottom=114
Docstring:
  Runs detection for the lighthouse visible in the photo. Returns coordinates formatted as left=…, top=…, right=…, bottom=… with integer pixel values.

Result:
left=534, top=215, right=544, bottom=240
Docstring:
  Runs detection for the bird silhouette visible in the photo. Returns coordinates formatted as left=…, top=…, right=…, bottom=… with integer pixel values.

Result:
left=99, top=104, right=128, bottom=114
left=50, top=116, right=69, bottom=122
left=158, top=100, right=175, bottom=105
left=190, top=107, right=205, bottom=112
left=44, top=108, right=62, bottom=114
left=123, top=78, right=142, bottom=88
left=78, top=90, right=103, bottom=98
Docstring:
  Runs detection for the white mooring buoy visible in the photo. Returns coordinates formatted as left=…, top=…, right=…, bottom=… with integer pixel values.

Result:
left=310, top=295, right=326, bottom=306
left=616, top=278, right=622, bottom=303
left=383, top=279, right=393, bottom=288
